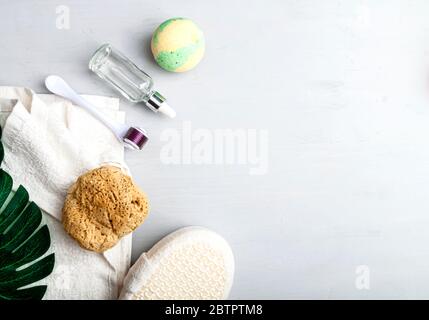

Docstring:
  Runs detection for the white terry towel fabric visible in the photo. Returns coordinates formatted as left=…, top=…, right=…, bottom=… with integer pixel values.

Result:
left=0, top=87, right=131, bottom=299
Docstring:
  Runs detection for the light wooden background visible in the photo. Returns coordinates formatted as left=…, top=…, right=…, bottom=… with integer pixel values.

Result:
left=1, top=0, right=429, bottom=299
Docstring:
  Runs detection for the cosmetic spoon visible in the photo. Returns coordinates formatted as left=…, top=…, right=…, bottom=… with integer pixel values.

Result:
left=45, top=75, right=148, bottom=150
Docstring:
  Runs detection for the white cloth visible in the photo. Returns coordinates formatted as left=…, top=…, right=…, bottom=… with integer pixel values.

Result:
left=0, top=87, right=132, bottom=299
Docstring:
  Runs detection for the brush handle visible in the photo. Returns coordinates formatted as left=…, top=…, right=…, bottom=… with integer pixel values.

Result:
left=45, top=75, right=128, bottom=140
left=69, top=94, right=128, bottom=138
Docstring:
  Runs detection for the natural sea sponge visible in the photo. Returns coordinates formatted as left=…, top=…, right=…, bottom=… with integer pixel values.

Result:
left=62, top=166, right=149, bottom=252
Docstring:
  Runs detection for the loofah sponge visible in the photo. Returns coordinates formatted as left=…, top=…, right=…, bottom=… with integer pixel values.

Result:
left=120, top=226, right=234, bottom=300
left=62, top=166, right=149, bottom=252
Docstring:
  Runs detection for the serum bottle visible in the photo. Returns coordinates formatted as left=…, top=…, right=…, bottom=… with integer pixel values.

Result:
left=89, top=44, right=176, bottom=118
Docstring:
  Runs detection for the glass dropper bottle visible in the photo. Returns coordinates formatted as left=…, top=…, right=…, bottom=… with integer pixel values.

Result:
left=89, top=44, right=176, bottom=118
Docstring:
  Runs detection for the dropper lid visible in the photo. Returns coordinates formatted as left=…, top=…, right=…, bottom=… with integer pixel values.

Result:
left=146, top=91, right=176, bottom=118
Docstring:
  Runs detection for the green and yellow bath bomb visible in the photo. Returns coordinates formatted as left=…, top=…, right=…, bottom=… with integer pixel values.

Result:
left=151, top=18, right=205, bottom=72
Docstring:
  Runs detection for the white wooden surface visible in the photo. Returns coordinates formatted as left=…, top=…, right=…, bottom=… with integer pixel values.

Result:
left=1, top=0, right=429, bottom=299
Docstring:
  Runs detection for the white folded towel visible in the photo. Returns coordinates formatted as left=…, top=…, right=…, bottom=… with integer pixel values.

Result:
left=0, top=87, right=131, bottom=299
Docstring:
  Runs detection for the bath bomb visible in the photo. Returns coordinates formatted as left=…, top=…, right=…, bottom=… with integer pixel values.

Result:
left=151, top=18, right=205, bottom=72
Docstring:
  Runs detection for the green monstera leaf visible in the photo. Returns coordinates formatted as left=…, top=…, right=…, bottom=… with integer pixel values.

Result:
left=0, top=127, right=55, bottom=300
